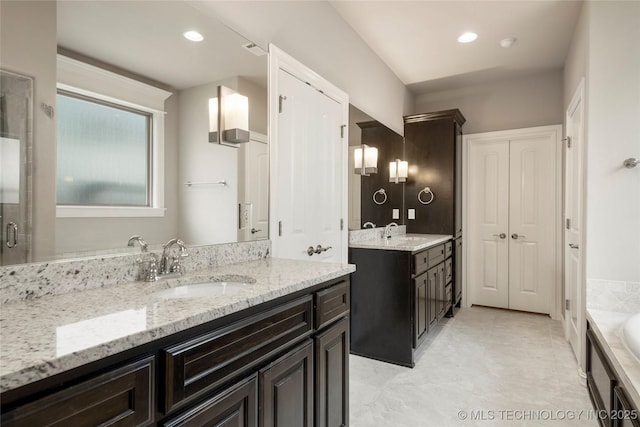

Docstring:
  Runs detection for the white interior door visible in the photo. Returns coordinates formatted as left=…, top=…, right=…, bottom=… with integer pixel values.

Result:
left=508, top=132, right=557, bottom=314
left=467, top=126, right=559, bottom=315
left=239, top=134, right=268, bottom=241
left=565, top=81, right=585, bottom=361
left=275, top=70, right=343, bottom=262
left=468, top=138, right=510, bottom=308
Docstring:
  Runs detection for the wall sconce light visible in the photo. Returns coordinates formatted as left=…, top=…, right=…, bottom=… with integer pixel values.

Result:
left=354, top=144, right=378, bottom=175
left=389, top=159, right=408, bottom=183
left=208, top=85, right=250, bottom=146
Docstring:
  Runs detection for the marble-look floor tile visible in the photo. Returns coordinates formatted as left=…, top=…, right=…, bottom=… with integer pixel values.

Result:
left=350, top=306, right=597, bottom=426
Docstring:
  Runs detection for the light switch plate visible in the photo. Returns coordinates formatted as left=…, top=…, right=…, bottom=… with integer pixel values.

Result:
left=408, top=209, right=415, bottom=220
left=392, top=209, right=399, bottom=220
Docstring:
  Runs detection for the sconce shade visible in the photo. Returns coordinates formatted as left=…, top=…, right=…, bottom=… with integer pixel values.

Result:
left=208, top=86, right=250, bottom=145
left=354, top=144, right=378, bottom=175
left=389, top=159, right=408, bottom=183
left=208, top=97, right=219, bottom=143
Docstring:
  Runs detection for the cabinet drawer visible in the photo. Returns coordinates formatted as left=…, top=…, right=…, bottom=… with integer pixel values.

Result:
left=445, top=258, right=453, bottom=284
left=428, top=244, right=445, bottom=266
left=163, top=296, right=313, bottom=413
left=414, top=250, right=430, bottom=276
left=2, top=356, right=154, bottom=427
left=445, top=241, right=453, bottom=258
left=316, top=280, right=350, bottom=330
left=162, top=374, right=258, bottom=427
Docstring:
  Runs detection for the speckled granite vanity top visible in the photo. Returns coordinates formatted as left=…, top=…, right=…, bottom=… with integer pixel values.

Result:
left=348, top=233, right=452, bottom=252
left=0, top=258, right=355, bottom=392
left=587, top=309, right=640, bottom=407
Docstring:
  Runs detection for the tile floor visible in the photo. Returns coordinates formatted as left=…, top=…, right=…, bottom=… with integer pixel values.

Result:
left=349, top=306, right=597, bottom=426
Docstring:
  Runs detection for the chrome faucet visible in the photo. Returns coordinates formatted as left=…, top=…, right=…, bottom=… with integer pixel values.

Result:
left=160, top=238, right=189, bottom=277
left=128, top=235, right=158, bottom=282
left=127, top=235, right=148, bottom=252
left=384, top=222, right=398, bottom=239
left=363, top=222, right=376, bottom=229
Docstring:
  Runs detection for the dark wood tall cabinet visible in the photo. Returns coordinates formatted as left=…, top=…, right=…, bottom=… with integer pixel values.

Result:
left=403, top=109, right=465, bottom=237
left=404, top=109, right=465, bottom=310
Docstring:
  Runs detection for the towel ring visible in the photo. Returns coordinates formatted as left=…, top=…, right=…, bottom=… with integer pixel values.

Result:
left=373, top=188, right=387, bottom=205
left=417, top=187, right=434, bottom=205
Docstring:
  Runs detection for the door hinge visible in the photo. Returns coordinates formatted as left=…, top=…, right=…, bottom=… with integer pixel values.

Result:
left=340, top=125, right=346, bottom=138
left=562, top=136, right=572, bottom=148
left=565, top=218, right=571, bottom=230
left=340, top=218, right=344, bottom=231
left=565, top=299, right=570, bottom=310
left=278, top=221, right=282, bottom=237
left=279, top=95, right=287, bottom=113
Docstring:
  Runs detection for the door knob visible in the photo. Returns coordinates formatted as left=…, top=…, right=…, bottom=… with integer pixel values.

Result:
left=314, top=245, right=333, bottom=254
left=569, top=243, right=579, bottom=249
left=511, top=233, right=525, bottom=240
left=307, top=246, right=315, bottom=256
left=492, top=233, right=506, bottom=239
left=250, top=228, right=262, bottom=234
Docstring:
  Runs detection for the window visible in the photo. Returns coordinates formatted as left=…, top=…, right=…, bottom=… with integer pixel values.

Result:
left=56, top=91, right=152, bottom=207
left=56, top=54, right=172, bottom=218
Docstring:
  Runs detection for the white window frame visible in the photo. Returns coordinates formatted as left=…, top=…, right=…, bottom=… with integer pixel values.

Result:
left=56, top=54, right=172, bottom=218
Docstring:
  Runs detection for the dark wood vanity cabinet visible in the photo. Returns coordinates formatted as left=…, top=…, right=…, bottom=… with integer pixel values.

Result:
left=587, top=322, right=640, bottom=427
left=1, top=277, right=351, bottom=427
left=350, top=241, right=452, bottom=367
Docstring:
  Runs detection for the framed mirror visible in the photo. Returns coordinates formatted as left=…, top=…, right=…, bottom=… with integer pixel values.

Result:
left=348, top=104, right=404, bottom=230
left=0, top=1, right=268, bottom=266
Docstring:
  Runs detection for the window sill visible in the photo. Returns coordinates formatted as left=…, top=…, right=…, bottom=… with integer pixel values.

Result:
left=57, top=206, right=166, bottom=218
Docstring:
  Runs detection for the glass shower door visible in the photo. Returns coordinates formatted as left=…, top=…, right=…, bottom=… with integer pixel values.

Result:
left=0, top=70, right=32, bottom=266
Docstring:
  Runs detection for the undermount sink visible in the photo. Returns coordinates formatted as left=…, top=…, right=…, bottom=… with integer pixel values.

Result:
left=622, top=313, right=640, bottom=361
left=153, top=275, right=255, bottom=299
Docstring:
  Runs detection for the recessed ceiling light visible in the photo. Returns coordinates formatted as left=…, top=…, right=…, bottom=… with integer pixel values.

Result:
left=183, top=31, right=204, bottom=42
left=457, top=32, right=478, bottom=43
left=500, top=37, right=517, bottom=48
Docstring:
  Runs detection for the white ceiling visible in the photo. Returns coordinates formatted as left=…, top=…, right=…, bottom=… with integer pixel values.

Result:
left=56, top=1, right=583, bottom=96
left=57, top=1, right=267, bottom=91
left=329, top=0, right=583, bottom=93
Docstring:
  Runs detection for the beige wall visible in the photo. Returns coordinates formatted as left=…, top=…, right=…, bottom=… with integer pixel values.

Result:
left=1, top=1, right=57, bottom=261
left=584, top=1, right=640, bottom=282
left=414, top=70, right=565, bottom=135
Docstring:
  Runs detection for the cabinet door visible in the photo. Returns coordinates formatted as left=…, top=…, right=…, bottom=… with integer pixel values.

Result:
left=454, top=238, right=463, bottom=304
left=260, top=340, right=314, bottom=427
left=427, top=266, right=438, bottom=327
left=455, top=122, right=463, bottom=236
left=414, top=271, right=428, bottom=347
left=162, top=374, right=258, bottom=427
left=614, top=386, right=640, bottom=427
left=2, top=356, right=154, bottom=427
left=315, top=318, right=349, bottom=427
left=437, top=263, right=446, bottom=321
left=587, top=329, right=616, bottom=427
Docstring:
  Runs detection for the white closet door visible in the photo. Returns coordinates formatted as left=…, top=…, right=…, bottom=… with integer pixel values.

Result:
left=468, top=138, right=510, bottom=308
left=275, top=70, right=343, bottom=262
left=508, top=132, right=557, bottom=314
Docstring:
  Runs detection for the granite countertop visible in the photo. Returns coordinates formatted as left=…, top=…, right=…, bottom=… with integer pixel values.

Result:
left=0, top=257, right=355, bottom=393
left=587, top=309, right=640, bottom=408
left=348, top=233, right=452, bottom=252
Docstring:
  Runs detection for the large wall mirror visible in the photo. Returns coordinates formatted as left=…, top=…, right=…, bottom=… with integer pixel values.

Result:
left=0, top=1, right=268, bottom=266
left=348, top=104, right=405, bottom=230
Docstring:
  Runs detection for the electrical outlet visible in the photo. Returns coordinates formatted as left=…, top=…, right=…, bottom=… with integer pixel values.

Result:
left=392, top=209, right=399, bottom=220
left=408, top=209, right=415, bottom=220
